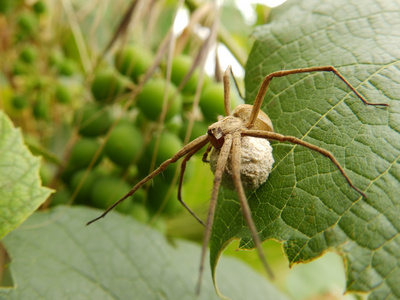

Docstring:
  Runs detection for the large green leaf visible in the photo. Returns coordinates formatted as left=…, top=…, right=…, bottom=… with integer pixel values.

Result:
left=211, top=0, right=400, bottom=299
left=0, top=111, right=53, bottom=239
left=0, top=206, right=288, bottom=300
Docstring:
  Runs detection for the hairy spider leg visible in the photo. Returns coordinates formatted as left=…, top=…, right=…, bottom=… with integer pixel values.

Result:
left=231, top=131, right=274, bottom=278
left=87, top=134, right=209, bottom=226
left=245, top=130, right=366, bottom=198
left=196, top=134, right=233, bottom=295
left=177, top=138, right=210, bottom=226
left=248, top=66, right=389, bottom=128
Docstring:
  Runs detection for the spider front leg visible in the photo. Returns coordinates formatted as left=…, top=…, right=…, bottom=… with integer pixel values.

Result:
left=177, top=140, right=210, bottom=226
left=196, top=133, right=233, bottom=295
left=248, top=66, right=389, bottom=128
left=231, top=131, right=274, bottom=279
left=244, top=130, right=366, bottom=198
left=87, top=134, right=209, bottom=226
left=202, top=144, right=213, bottom=163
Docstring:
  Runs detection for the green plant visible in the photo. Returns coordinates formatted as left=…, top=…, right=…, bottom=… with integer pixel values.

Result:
left=0, top=0, right=399, bottom=299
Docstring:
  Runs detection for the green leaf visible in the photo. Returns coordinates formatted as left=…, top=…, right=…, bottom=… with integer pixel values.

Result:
left=211, top=0, right=400, bottom=299
left=0, top=206, right=288, bottom=300
left=0, top=111, right=53, bottom=239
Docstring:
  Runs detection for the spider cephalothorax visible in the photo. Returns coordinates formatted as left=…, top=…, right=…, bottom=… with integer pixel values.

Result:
left=208, top=105, right=275, bottom=190
left=87, top=65, right=388, bottom=294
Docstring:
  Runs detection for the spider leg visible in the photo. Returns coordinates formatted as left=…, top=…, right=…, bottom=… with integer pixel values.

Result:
left=231, top=132, right=274, bottom=279
left=87, top=134, right=209, bottom=225
left=196, top=134, right=233, bottom=295
left=202, top=144, right=213, bottom=163
left=248, top=66, right=389, bottom=127
left=223, top=65, right=232, bottom=116
left=244, top=130, right=366, bottom=198
left=178, top=140, right=209, bottom=227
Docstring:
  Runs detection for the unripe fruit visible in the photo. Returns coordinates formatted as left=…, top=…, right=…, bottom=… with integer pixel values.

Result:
left=32, top=96, right=49, bottom=120
left=55, top=84, right=72, bottom=104
left=57, top=58, right=77, bottom=76
left=147, top=177, right=182, bottom=215
left=75, top=103, right=112, bottom=137
left=138, top=131, right=182, bottom=182
left=69, top=138, right=103, bottom=169
left=91, top=70, right=127, bottom=103
left=199, top=83, right=227, bottom=121
left=104, top=123, right=143, bottom=167
left=11, top=95, right=28, bottom=110
left=179, top=120, right=208, bottom=142
left=17, top=12, right=38, bottom=36
left=137, top=78, right=182, bottom=122
left=70, top=170, right=98, bottom=204
left=171, top=55, right=200, bottom=95
left=33, top=0, right=46, bottom=14
left=90, top=176, right=132, bottom=209
left=114, top=45, right=153, bottom=82
left=20, top=46, right=37, bottom=64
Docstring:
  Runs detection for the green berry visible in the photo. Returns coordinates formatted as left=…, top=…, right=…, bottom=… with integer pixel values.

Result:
left=114, top=191, right=148, bottom=223
left=91, top=70, right=127, bottom=103
left=75, top=103, right=112, bottom=137
left=69, top=138, right=103, bottom=169
left=138, top=131, right=182, bottom=182
left=114, top=45, right=153, bottom=82
left=179, top=120, right=209, bottom=142
left=137, top=78, right=182, bottom=122
left=20, top=46, right=37, bottom=64
left=0, top=0, right=14, bottom=14
left=165, top=115, right=182, bottom=134
left=60, top=164, right=80, bottom=185
left=58, top=58, right=77, bottom=76
left=69, top=170, right=98, bottom=204
left=55, top=84, right=72, bottom=104
left=32, top=96, right=49, bottom=120
left=48, top=51, right=64, bottom=67
left=33, top=0, right=46, bottom=14
left=147, top=176, right=182, bottom=215
left=17, top=12, right=38, bottom=36
left=104, top=123, right=143, bottom=167
left=90, top=176, right=132, bottom=209
left=11, top=95, right=28, bottom=110
left=171, top=55, right=200, bottom=95
left=199, top=82, right=226, bottom=121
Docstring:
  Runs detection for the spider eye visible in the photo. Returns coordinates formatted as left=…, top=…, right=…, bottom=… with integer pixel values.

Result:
left=207, top=127, right=224, bottom=149
left=208, top=127, right=222, bottom=139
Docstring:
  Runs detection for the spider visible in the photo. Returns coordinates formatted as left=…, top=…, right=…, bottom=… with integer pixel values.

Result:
left=87, top=65, right=388, bottom=293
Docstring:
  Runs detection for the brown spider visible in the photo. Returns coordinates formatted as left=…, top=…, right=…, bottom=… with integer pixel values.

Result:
left=87, top=65, right=388, bottom=293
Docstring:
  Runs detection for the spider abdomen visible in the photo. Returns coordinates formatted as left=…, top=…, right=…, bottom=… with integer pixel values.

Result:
left=209, top=136, right=274, bottom=190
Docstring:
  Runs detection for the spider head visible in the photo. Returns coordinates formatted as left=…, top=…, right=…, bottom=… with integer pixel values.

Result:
left=207, top=116, right=244, bottom=149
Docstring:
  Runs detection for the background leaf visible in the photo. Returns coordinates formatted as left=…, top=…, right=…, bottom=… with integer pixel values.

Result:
left=0, top=206, right=288, bottom=300
left=0, top=111, right=53, bottom=239
left=211, top=0, right=400, bottom=299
